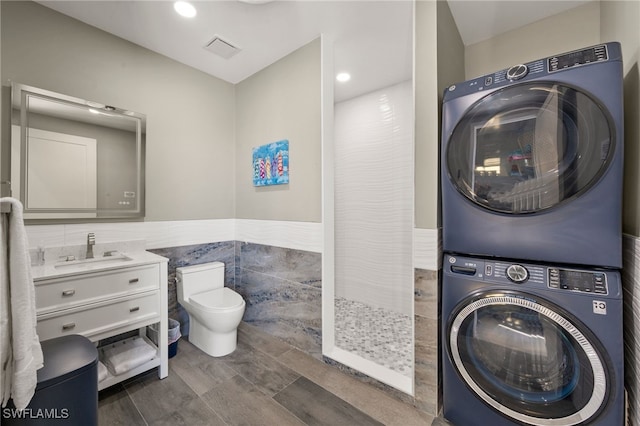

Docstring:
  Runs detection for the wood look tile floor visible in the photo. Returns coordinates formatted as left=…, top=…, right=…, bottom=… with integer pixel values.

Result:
left=99, top=322, right=449, bottom=426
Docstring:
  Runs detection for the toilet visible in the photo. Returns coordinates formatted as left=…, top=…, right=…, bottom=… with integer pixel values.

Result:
left=176, top=262, right=246, bottom=357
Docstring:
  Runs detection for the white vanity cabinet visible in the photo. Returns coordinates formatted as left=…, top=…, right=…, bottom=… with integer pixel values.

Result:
left=33, top=253, right=168, bottom=390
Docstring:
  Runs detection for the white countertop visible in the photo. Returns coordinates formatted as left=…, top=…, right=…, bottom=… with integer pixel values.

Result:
left=32, top=250, right=168, bottom=281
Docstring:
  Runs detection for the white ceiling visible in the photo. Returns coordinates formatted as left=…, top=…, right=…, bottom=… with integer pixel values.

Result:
left=37, top=0, right=594, bottom=103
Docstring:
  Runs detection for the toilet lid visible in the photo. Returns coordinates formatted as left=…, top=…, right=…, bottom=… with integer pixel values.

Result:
left=190, top=287, right=245, bottom=311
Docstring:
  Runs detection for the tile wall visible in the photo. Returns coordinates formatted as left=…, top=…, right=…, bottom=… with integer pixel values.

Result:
left=147, top=240, right=323, bottom=360
left=24, top=219, right=440, bottom=417
left=147, top=241, right=237, bottom=336
left=414, top=268, right=439, bottom=415
left=334, top=81, right=414, bottom=315
left=623, top=234, right=640, bottom=425
left=235, top=242, right=323, bottom=359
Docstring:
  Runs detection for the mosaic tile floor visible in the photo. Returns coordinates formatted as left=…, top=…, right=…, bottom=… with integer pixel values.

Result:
left=334, top=297, right=413, bottom=376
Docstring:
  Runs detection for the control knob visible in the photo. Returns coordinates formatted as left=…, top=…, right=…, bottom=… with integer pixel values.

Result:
left=506, top=264, right=529, bottom=283
left=506, top=64, right=528, bottom=81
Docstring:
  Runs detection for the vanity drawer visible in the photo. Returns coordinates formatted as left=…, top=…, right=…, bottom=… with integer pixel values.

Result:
left=35, top=264, right=160, bottom=314
left=37, top=292, right=160, bottom=342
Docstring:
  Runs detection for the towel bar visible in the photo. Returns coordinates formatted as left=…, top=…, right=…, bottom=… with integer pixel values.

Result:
left=1, top=197, right=13, bottom=213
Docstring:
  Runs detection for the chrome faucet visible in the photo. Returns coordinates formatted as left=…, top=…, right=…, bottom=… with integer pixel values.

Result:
left=86, top=233, right=95, bottom=259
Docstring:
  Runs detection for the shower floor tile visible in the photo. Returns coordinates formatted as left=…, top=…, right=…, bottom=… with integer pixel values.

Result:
left=334, top=297, right=413, bottom=376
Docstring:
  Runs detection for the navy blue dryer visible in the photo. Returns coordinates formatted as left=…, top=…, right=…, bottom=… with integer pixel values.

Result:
left=442, top=254, right=624, bottom=426
left=441, top=43, right=624, bottom=268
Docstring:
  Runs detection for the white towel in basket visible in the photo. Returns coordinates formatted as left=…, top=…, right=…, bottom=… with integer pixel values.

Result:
left=102, top=337, right=156, bottom=376
left=97, top=361, right=109, bottom=382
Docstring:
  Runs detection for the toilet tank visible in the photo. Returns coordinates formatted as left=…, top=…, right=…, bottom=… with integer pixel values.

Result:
left=176, top=262, right=225, bottom=301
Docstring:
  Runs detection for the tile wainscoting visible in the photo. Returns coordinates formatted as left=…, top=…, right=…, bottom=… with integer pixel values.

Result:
left=147, top=241, right=323, bottom=358
left=24, top=219, right=440, bottom=416
left=24, top=219, right=322, bottom=252
left=623, top=233, right=640, bottom=426
left=415, top=268, right=439, bottom=415
left=235, top=242, right=323, bottom=359
left=148, top=241, right=237, bottom=335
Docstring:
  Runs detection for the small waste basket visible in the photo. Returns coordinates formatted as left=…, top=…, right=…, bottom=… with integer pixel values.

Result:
left=168, top=319, right=181, bottom=358
left=147, top=318, right=181, bottom=358
left=2, top=334, right=98, bottom=426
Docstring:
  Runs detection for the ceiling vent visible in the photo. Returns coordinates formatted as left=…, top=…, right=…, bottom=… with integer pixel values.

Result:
left=204, top=36, right=241, bottom=59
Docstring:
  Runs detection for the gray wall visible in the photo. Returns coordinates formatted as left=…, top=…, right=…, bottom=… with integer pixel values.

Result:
left=415, top=1, right=439, bottom=230
left=1, top=1, right=236, bottom=221
left=234, top=38, right=322, bottom=223
left=437, top=1, right=465, bottom=103
left=435, top=0, right=465, bottom=228
left=464, top=2, right=601, bottom=79
left=415, top=0, right=466, bottom=231
left=601, top=1, right=640, bottom=237
left=600, top=2, right=640, bottom=425
left=0, top=3, right=6, bottom=199
left=414, top=3, right=440, bottom=413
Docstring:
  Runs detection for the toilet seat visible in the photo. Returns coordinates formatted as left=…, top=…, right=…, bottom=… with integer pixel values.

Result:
left=189, top=287, right=244, bottom=312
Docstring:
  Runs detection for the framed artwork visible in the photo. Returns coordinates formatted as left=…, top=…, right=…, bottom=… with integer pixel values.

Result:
left=252, top=140, right=289, bottom=186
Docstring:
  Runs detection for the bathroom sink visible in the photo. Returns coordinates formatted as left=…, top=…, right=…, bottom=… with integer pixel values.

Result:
left=54, top=253, right=134, bottom=270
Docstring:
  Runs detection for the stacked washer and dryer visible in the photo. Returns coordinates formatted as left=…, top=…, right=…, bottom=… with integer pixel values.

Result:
left=440, top=43, right=625, bottom=425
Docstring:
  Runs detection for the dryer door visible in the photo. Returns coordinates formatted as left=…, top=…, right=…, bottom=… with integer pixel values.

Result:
left=445, top=82, right=614, bottom=214
left=448, top=291, right=609, bottom=426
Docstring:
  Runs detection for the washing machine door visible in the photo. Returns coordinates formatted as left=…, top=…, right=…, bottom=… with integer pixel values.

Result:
left=446, top=82, right=614, bottom=214
left=448, top=291, right=610, bottom=425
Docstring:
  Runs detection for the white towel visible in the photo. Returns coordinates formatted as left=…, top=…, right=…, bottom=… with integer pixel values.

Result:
left=102, top=337, right=156, bottom=376
left=97, top=361, right=109, bottom=383
left=0, top=198, right=44, bottom=410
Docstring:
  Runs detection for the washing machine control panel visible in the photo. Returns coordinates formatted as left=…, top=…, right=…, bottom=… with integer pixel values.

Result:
left=548, top=268, right=608, bottom=294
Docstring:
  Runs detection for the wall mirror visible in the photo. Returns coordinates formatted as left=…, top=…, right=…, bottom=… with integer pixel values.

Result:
left=10, top=83, right=145, bottom=220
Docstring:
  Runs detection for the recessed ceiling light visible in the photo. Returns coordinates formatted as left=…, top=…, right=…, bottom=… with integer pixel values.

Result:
left=336, top=72, right=351, bottom=83
left=174, top=1, right=197, bottom=18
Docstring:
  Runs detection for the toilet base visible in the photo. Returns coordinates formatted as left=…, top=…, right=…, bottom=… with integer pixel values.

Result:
left=189, top=319, right=238, bottom=357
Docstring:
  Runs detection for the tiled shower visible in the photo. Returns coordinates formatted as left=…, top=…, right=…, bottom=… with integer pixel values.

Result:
left=331, top=80, right=415, bottom=388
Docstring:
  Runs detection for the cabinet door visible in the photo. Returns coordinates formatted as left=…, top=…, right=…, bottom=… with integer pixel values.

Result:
left=12, top=125, right=97, bottom=216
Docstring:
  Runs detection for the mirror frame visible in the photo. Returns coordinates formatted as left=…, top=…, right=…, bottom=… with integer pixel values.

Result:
left=10, top=82, right=145, bottom=220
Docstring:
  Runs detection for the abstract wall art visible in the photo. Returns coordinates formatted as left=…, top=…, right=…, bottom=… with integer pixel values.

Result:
left=252, top=140, right=289, bottom=186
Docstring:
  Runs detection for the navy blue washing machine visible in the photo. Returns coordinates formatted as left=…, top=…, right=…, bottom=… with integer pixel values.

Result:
left=441, top=42, right=624, bottom=269
left=442, top=254, right=624, bottom=426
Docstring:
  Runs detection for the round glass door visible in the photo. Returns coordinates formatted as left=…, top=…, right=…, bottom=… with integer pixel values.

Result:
left=448, top=292, right=609, bottom=426
left=446, top=82, right=614, bottom=214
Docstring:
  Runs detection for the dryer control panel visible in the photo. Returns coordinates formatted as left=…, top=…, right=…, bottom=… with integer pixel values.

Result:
left=446, top=255, right=610, bottom=295
left=442, top=42, right=621, bottom=101
left=548, top=44, right=608, bottom=72
left=548, top=268, right=608, bottom=294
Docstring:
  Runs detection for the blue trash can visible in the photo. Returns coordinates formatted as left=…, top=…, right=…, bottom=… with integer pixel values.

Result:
left=2, top=335, right=98, bottom=425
